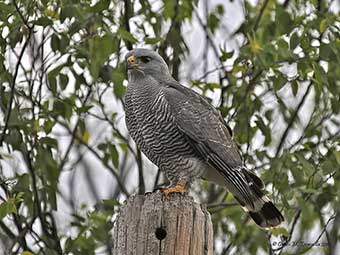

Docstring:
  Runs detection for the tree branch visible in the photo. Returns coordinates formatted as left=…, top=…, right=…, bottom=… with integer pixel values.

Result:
left=123, top=0, right=132, bottom=50
left=136, top=149, right=145, bottom=194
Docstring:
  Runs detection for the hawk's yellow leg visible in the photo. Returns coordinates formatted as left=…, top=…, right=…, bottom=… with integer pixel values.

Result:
left=160, top=179, right=186, bottom=196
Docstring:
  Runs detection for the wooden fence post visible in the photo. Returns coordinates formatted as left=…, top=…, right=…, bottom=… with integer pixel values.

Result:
left=112, top=192, right=214, bottom=255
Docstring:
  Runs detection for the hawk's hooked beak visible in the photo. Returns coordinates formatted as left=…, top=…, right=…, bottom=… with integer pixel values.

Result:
left=127, top=55, right=139, bottom=70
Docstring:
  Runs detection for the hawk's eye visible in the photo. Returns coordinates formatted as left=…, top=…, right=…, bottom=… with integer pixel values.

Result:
left=140, top=56, right=152, bottom=63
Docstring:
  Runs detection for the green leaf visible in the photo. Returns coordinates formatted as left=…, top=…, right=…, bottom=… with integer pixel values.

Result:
left=0, top=199, right=17, bottom=220
left=48, top=64, right=67, bottom=94
left=297, top=60, right=312, bottom=80
left=51, top=34, right=69, bottom=53
left=144, top=37, right=162, bottom=44
left=51, top=34, right=60, bottom=52
left=5, top=128, right=23, bottom=150
left=264, top=109, right=273, bottom=121
left=320, top=154, right=338, bottom=174
left=89, top=34, right=115, bottom=78
left=300, top=35, right=310, bottom=51
left=275, top=6, right=293, bottom=36
left=98, top=143, right=107, bottom=152
left=112, top=70, right=126, bottom=98
left=270, top=227, right=289, bottom=237
left=40, top=137, right=58, bottom=148
left=220, top=50, right=234, bottom=61
left=290, top=32, right=299, bottom=50
left=117, top=28, right=137, bottom=43
left=91, top=0, right=110, bottom=12
left=35, top=16, right=53, bottom=26
left=43, top=119, right=56, bottom=134
left=334, top=151, right=340, bottom=164
left=21, top=252, right=34, bottom=255
left=53, top=100, right=73, bottom=120
left=8, top=28, right=23, bottom=48
left=255, top=116, right=271, bottom=146
left=206, top=83, right=221, bottom=90
left=47, top=185, right=58, bottom=210
left=48, top=75, right=57, bottom=94
left=291, top=80, right=298, bottom=96
left=207, top=13, right=220, bottom=33
left=296, top=154, right=314, bottom=176
left=216, top=4, right=224, bottom=15
left=59, top=74, right=69, bottom=90
left=163, top=0, right=175, bottom=19
left=299, top=198, right=317, bottom=231
left=319, top=43, right=334, bottom=61
left=319, top=19, right=328, bottom=33
left=77, top=105, right=93, bottom=114
left=99, top=65, right=113, bottom=82
left=109, top=144, right=119, bottom=168
left=101, top=199, right=119, bottom=211
left=313, top=63, right=328, bottom=85
left=82, top=130, right=90, bottom=144
left=49, top=64, right=66, bottom=78
left=0, top=2, right=14, bottom=14
left=60, top=5, right=77, bottom=23
left=273, top=73, right=287, bottom=91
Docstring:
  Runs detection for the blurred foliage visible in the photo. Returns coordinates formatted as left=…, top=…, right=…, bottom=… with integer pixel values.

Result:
left=0, top=0, right=339, bottom=254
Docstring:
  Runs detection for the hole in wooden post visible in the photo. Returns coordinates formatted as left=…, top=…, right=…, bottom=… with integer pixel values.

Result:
left=155, top=227, right=167, bottom=240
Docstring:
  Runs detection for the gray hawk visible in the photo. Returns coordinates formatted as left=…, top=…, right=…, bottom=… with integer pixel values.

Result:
left=124, top=48, right=284, bottom=228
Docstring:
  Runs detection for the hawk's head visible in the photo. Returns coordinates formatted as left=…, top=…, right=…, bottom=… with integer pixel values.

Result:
left=125, top=49, right=170, bottom=80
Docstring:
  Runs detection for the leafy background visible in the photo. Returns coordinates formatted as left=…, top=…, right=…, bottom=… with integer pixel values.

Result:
left=0, top=0, right=339, bottom=254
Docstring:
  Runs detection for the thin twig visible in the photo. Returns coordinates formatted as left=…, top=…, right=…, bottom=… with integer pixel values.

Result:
left=297, top=214, right=336, bottom=254
left=23, top=149, right=63, bottom=254
left=207, top=202, right=238, bottom=209
left=275, top=209, right=301, bottom=254
left=0, top=29, right=32, bottom=146
left=253, top=0, right=270, bottom=32
left=55, top=119, right=130, bottom=196
left=79, top=139, right=130, bottom=196
left=13, top=0, right=31, bottom=29
left=194, top=9, right=220, bottom=60
left=59, top=88, right=92, bottom=171
left=226, top=70, right=263, bottom=124
left=275, top=82, right=313, bottom=157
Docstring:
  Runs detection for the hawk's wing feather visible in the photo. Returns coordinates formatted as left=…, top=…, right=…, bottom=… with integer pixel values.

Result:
left=163, top=82, right=241, bottom=165
left=162, top=82, right=257, bottom=208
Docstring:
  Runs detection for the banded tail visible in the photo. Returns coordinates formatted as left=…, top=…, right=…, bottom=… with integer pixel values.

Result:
left=219, top=165, right=284, bottom=228
left=248, top=200, right=284, bottom=228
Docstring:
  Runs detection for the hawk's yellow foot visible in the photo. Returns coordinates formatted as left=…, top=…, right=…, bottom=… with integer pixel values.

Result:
left=160, top=179, right=186, bottom=197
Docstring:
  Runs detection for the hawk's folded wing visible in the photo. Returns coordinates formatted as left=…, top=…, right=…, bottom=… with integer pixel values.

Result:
left=162, top=82, right=258, bottom=208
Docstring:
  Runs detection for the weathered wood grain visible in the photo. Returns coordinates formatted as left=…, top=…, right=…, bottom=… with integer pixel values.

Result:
left=112, top=192, right=213, bottom=255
